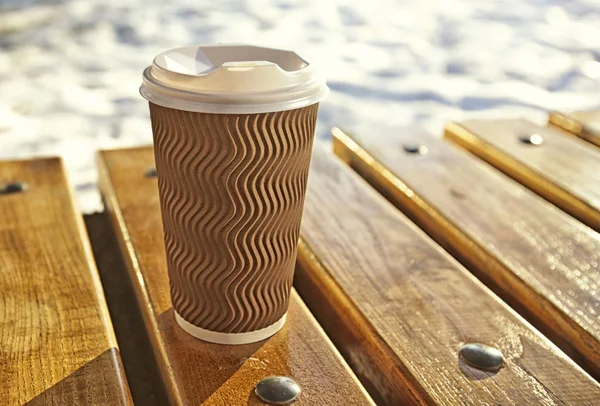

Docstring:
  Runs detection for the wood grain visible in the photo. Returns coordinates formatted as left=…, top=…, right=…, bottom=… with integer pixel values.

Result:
left=445, top=119, right=600, bottom=231
left=97, top=146, right=374, bottom=406
left=549, top=111, right=600, bottom=148
left=319, top=130, right=600, bottom=404
left=332, top=123, right=600, bottom=378
left=0, top=158, right=132, bottom=405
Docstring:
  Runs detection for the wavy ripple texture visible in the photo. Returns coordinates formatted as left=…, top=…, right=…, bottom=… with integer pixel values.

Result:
left=149, top=103, right=318, bottom=333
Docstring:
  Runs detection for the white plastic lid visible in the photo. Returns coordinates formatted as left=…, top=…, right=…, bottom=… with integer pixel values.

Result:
left=140, top=44, right=329, bottom=114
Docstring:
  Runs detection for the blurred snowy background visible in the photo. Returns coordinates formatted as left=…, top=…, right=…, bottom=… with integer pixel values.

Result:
left=1, top=0, right=599, bottom=211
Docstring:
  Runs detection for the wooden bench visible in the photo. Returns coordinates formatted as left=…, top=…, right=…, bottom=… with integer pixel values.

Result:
left=332, top=125, right=600, bottom=383
left=2, top=112, right=600, bottom=404
left=303, top=140, right=600, bottom=404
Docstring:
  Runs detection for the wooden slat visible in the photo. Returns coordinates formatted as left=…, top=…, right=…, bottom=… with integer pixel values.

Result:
left=0, top=158, right=132, bottom=405
left=297, top=141, right=600, bottom=405
left=549, top=111, right=600, bottom=148
left=97, top=146, right=374, bottom=406
left=332, top=125, right=600, bottom=383
left=445, top=119, right=600, bottom=231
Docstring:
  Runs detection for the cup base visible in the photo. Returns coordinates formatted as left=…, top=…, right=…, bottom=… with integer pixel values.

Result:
left=174, top=311, right=287, bottom=345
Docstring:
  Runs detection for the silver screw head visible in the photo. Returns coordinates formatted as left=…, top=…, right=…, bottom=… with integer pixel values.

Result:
left=255, top=376, right=301, bottom=405
left=459, top=343, right=504, bottom=371
left=518, top=133, right=544, bottom=146
left=144, top=167, right=157, bottom=178
left=0, top=182, right=27, bottom=195
left=403, top=144, right=428, bottom=155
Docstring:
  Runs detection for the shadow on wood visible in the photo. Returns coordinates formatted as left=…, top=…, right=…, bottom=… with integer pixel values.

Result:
left=84, top=213, right=170, bottom=405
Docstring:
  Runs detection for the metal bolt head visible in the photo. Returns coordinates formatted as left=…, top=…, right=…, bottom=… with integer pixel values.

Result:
left=518, top=133, right=544, bottom=146
left=255, top=376, right=301, bottom=405
left=0, top=182, right=27, bottom=195
left=459, top=343, right=504, bottom=371
left=403, top=144, right=428, bottom=155
left=144, top=167, right=157, bottom=178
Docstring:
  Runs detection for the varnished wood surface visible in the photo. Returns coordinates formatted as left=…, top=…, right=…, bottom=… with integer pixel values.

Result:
left=308, top=133, right=600, bottom=405
left=97, top=146, right=374, bottom=406
left=332, top=124, right=600, bottom=380
left=549, top=111, right=600, bottom=147
left=0, top=158, right=132, bottom=405
left=445, top=119, right=600, bottom=231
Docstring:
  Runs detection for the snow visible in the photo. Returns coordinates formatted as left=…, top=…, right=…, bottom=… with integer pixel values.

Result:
left=1, top=0, right=599, bottom=212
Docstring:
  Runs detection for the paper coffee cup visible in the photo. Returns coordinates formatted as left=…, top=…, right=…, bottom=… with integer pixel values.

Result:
left=140, top=45, right=328, bottom=345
